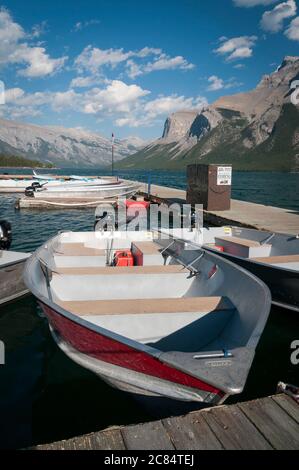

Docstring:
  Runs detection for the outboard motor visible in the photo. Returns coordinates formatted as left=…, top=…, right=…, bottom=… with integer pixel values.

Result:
left=25, top=186, right=35, bottom=197
left=0, top=220, right=12, bottom=250
left=31, top=182, right=42, bottom=189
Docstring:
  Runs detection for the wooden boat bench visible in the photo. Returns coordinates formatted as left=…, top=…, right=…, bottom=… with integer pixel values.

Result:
left=57, top=296, right=234, bottom=316
left=54, top=265, right=190, bottom=275
left=214, top=236, right=272, bottom=259
left=55, top=243, right=106, bottom=256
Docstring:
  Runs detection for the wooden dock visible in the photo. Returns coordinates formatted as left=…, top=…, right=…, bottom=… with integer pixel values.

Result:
left=36, top=394, right=299, bottom=450
left=14, top=180, right=299, bottom=235
left=16, top=197, right=117, bottom=210
left=144, top=183, right=299, bottom=236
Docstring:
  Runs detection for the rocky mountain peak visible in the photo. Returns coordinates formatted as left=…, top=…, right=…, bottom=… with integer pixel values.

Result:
left=257, top=56, right=299, bottom=89
left=0, top=118, right=146, bottom=167
left=161, top=110, right=198, bottom=143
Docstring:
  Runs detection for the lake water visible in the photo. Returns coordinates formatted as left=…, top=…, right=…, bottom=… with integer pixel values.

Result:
left=0, top=169, right=298, bottom=448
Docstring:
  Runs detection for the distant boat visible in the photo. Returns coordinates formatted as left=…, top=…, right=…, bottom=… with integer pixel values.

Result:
left=0, top=171, right=120, bottom=193
left=25, top=179, right=141, bottom=200
left=24, top=229, right=271, bottom=405
left=0, top=221, right=30, bottom=306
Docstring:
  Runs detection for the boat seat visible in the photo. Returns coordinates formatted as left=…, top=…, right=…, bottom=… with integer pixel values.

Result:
left=214, top=236, right=271, bottom=258
left=131, top=241, right=162, bottom=254
left=54, top=265, right=190, bottom=275
left=215, top=236, right=261, bottom=248
left=57, top=296, right=234, bottom=316
left=55, top=243, right=106, bottom=256
left=252, top=254, right=299, bottom=264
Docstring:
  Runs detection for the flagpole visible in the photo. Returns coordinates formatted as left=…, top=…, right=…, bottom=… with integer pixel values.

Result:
left=111, top=132, right=114, bottom=176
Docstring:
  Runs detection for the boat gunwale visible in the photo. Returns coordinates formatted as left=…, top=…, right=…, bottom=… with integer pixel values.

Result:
left=0, top=252, right=31, bottom=270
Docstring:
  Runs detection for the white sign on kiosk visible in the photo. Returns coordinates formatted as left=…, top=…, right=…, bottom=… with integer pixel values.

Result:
left=217, top=166, right=232, bottom=186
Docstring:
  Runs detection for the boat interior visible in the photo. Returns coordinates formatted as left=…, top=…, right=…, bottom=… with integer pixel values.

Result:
left=32, top=231, right=269, bottom=375
left=203, top=226, right=299, bottom=271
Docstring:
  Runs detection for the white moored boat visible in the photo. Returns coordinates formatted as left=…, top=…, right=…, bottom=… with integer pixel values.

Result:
left=24, top=229, right=271, bottom=405
left=0, top=171, right=121, bottom=193
left=0, top=221, right=31, bottom=305
left=26, top=180, right=141, bottom=200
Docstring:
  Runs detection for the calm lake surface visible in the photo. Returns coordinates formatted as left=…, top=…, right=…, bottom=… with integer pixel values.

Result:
left=0, top=168, right=298, bottom=448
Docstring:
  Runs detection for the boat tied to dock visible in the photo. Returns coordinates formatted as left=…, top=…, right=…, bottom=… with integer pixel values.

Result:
left=24, top=229, right=271, bottom=405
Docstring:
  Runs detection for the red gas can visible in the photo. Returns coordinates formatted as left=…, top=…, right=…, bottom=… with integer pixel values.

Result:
left=114, top=250, right=134, bottom=267
left=214, top=245, right=225, bottom=252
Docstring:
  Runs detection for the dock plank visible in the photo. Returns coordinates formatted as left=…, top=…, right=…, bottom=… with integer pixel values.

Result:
left=34, top=395, right=298, bottom=450
left=239, top=398, right=299, bottom=450
left=272, top=395, right=299, bottom=424
left=121, top=421, right=174, bottom=450
left=162, top=412, right=223, bottom=450
left=201, top=405, right=272, bottom=450
left=37, top=428, right=125, bottom=450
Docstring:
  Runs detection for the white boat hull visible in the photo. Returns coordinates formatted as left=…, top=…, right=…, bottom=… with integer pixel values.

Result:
left=32, top=182, right=140, bottom=199
left=0, top=251, right=31, bottom=305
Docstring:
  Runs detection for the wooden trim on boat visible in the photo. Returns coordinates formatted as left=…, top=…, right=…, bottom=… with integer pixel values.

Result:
left=56, top=296, right=233, bottom=316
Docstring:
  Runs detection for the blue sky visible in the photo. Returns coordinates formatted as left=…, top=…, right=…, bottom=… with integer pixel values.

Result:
left=0, top=0, right=298, bottom=140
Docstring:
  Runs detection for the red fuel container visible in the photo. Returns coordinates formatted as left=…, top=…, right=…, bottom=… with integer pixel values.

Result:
left=114, top=250, right=134, bottom=267
left=214, top=245, right=225, bottom=252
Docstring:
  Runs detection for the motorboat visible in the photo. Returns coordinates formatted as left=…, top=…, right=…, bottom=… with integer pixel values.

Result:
left=25, top=180, right=141, bottom=200
left=23, top=229, right=271, bottom=405
left=201, top=226, right=299, bottom=312
left=0, top=171, right=120, bottom=193
left=0, top=221, right=31, bottom=306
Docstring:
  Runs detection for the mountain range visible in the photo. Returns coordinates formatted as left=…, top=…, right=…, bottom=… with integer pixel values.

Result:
left=0, top=119, right=146, bottom=168
left=119, top=56, right=299, bottom=172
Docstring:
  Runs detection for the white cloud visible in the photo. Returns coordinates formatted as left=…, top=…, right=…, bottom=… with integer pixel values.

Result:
left=0, top=7, right=67, bottom=77
left=10, top=44, right=67, bottom=77
left=74, top=46, right=194, bottom=81
left=214, top=36, right=258, bottom=61
left=144, top=55, right=195, bottom=73
left=75, top=46, right=132, bottom=74
left=261, top=0, right=297, bottom=32
left=30, top=21, right=48, bottom=38
left=82, top=80, right=150, bottom=114
left=207, top=75, right=243, bottom=91
left=135, top=47, right=162, bottom=57
left=3, top=87, right=25, bottom=103
left=72, top=19, right=100, bottom=32
left=70, top=75, right=104, bottom=88
left=126, top=60, right=143, bottom=79
left=285, top=16, right=299, bottom=39
left=233, top=0, right=278, bottom=6
left=207, top=75, right=224, bottom=91
left=0, top=7, right=25, bottom=63
left=144, top=95, right=207, bottom=118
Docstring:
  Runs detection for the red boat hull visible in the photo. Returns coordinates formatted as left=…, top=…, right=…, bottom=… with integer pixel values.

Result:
left=42, top=303, right=224, bottom=402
